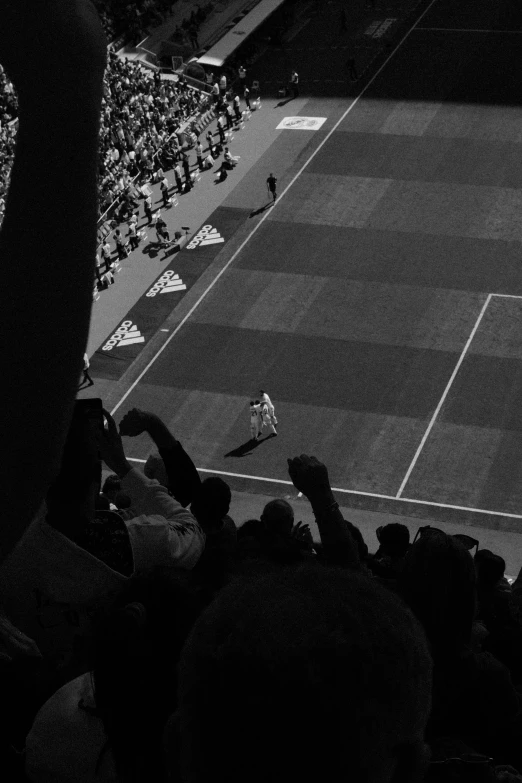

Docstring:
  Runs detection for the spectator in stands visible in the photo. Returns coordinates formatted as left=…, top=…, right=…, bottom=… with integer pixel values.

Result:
left=190, top=478, right=237, bottom=595
left=217, top=112, right=226, bottom=143
left=165, top=560, right=434, bottom=783
left=219, top=72, right=227, bottom=95
left=144, top=192, right=153, bottom=223
left=223, top=147, right=239, bottom=168
left=225, top=101, right=235, bottom=129
left=173, top=161, right=183, bottom=192
left=160, top=174, right=171, bottom=207
left=119, top=408, right=236, bottom=596
left=368, top=522, right=411, bottom=582
left=181, top=153, right=191, bottom=184
left=24, top=569, right=205, bottom=783
left=113, top=228, right=128, bottom=260
left=399, top=531, right=522, bottom=768
left=475, top=549, right=522, bottom=686
left=233, top=93, right=242, bottom=122
left=155, top=214, right=170, bottom=244
left=195, top=139, right=203, bottom=169
left=128, top=218, right=139, bottom=249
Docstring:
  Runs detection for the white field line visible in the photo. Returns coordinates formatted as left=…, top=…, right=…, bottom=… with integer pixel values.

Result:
left=396, top=294, right=492, bottom=498
left=125, top=458, right=522, bottom=519
left=491, top=293, right=522, bottom=299
left=110, top=0, right=441, bottom=417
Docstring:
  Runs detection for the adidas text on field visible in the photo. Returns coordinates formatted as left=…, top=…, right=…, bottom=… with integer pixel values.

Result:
left=102, top=321, right=145, bottom=351
left=146, top=270, right=187, bottom=297
left=187, top=224, right=224, bottom=250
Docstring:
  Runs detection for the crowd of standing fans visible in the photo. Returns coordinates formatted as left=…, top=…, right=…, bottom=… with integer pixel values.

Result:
left=98, top=53, right=212, bottom=219
left=93, top=0, right=177, bottom=46
left=6, top=3, right=522, bottom=783
left=4, top=402, right=522, bottom=783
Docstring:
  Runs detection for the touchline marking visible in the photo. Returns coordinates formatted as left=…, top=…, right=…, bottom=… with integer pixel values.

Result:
left=491, top=293, right=522, bottom=300
left=396, top=294, right=492, bottom=499
left=125, top=459, right=522, bottom=519
left=110, top=0, right=441, bottom=417
left=416, top=27, right=522, bottom=33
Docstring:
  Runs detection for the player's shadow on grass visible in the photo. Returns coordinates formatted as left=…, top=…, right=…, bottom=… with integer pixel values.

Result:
left=275, top=97, right=294, bottom=108
left=249, top=202, right=273, bottom=218
left=224, top=435, right=275, bottom=458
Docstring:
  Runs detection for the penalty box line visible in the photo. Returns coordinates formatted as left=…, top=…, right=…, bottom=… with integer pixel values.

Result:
left=110, top=0, right=442, bottom=418
left=396, top=293, right=493, bottom=499
left=125, top=458, right=522, bottom=520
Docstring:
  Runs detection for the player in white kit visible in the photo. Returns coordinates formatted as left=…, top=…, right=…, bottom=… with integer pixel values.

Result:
left=259, top=390, right=277, bottom=434
left=249, top=400, right=262, bottom=440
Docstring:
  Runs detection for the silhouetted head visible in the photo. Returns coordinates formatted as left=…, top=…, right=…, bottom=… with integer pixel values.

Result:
left=191, top=477, right=232, bottom=530
left=400, top=531, right=476, bottom=662
left=377, top=523, right=410, bottom=558
left=166, top=562, right=433, bottom=783
left=261, top=499, right=294, bottom=535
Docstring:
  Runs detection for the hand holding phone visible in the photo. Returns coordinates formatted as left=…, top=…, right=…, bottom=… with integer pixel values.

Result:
left=95, top=409, right=132, bottom=478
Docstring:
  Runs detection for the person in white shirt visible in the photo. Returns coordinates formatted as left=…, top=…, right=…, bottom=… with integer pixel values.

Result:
left=259, top=390, right=277, bottom=433
left=260, top=403, right=277, bottom=437
left=219, top=73, right=227, bottom=95
left=249, top=401, right=262, bottom=441
left=79, top=353, right=94, bottom=389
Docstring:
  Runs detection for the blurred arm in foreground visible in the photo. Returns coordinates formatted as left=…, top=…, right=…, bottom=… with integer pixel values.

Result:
left=0, top=0, right=107, bottom=560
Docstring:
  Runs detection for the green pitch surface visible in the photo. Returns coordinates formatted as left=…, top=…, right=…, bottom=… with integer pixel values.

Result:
left=115, top=5, right=522, bottom=519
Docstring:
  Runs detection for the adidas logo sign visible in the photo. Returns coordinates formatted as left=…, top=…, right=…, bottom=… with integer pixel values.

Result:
left=102, top=320, right=145, bottom=351
left=146, top=270, right=187, bottom=298
left=187, top=224, right=224, bottom=250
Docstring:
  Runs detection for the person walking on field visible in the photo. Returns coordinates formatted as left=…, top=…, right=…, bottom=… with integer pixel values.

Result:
left=259, top=390, right=278, bottom=433
left=244, top=85, right=251, bottom=110
left=290, top=70, right=299, bottom=98
left=249, top=400, right=262, bottom=441
left=80, top=353, right=94, bottom=388
left=260, top=403, right=277, bottom=436
left=267, top=173, right=277, bottom=203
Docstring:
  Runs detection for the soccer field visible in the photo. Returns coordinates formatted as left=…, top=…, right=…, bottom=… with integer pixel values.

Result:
left=102, top=0, right=522, bottom=522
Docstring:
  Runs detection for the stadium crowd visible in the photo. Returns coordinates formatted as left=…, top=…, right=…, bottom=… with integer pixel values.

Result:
left=4, top=403, right=522, bottom=783
left=5, top=3, right=522, bottom=783
left=93, top=0, right=210, bottom=48
left=0, top=64, right=17, bottom=226
left=98, top=53, right=211, bottom=219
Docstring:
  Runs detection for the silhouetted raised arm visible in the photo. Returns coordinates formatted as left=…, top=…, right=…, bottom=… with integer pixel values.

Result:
left=0, top=0, right=107, bottom=560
